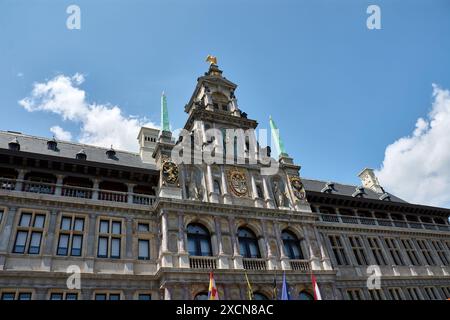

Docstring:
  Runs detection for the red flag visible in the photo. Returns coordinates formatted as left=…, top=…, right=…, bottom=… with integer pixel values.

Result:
left=311, top=274, right=322, bottom=300
left=208, top=272, right=219, bottom=300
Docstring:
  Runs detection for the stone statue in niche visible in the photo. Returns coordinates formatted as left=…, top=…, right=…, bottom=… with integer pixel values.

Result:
left=273, top=180, right=287, bottom=208
left=187, top=169, right=204, bottom=201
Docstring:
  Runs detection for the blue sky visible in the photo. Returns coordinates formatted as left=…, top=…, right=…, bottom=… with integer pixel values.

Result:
left=1, top=0, right=450, bottom=205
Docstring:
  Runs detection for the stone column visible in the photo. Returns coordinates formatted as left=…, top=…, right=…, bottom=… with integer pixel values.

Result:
left=262, top=176, right=275, bottom=209
left=127, top=183, right=136, bottom=204
left=206, top=164, right=219, bottom=203
left=124, top=217, right=134, bottom=274
left=55, top=174, right=64, bottom=196
left=314, top=228, right=332, bottom=270
left=15, top=169, right=27, bottom=191
left=41, top=209, right=58, bottom=271
left=251, top=174, right=264, bottom=208
left=221, top=166, right=232, bottom=204
left=274, top=222, right=290, bottom=270
left=215, top=216, right=229, bottom=269
left=84, top=213, right=96, bottom=273
left=178, top=213, right=189, bottom=268
left=160, top=211, right=173, bottom=267
left=262, top=221, right=276, bottom=269
left=92, top=179, right=100, bottom=200
left=228, top=217, right=242, bottom=269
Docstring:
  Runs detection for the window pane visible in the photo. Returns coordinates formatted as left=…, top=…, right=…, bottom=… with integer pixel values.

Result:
left=50, top=293, right=63, bottom=300
left=73, top=218, right=84, bottom=231
left=95, top=294, right=106, bottom=300
left=33, top=215, right=45, bottom=228
left=99, top=220, right=109, bottom=233
left=14, top=231, right=28, bottom=253
left=57, top=234, right=69, bottom=256
left=1, top=293, right=15, bottom=300
left=200, top=239, right=211, bottom=256
left=71, top=235, right=83, bottom=256
left=138, top=223, right=150, bottom=232
left=249, top=242, right=259, bottom=258
left=188, top=238, right=197, bottom=256
left=138, top=294, right=151, bottom=301
left=19, top=213, right=32, bottom=227
left=18, top=293, right=31, bottom=300
left=112, top=221, right=121, bottom=235
left=138, top=240, right=149, bottom=260
left=109, top=294, right=120, bottom=300
left=111, top=238, right=121, bottom=258
left=0, top=210, right=3, bottom=223
left=98, top=237, right=108, bottom=257
left=61, top=217, right=72, bottom=230
left=28, top=232, right=42, bottom=254
left=65, top=293, right=78, bottom=300
left=239, top=241, right=247, bottom=257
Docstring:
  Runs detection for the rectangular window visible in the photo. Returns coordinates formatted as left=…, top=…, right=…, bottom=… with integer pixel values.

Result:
left=348, top=236, right=369, bottom=265
left=50, top=292, right=78, bottom=300
left=57, top=214, right=85, bottom=257
left=95, top=293, right=120, bottom=300
left=431, top=240, right=449, bottom=266
left=138, top=223, right=150, bottom=232
left=13, top=211, right=46, bottom=255
left=424, top=287, right=440, bottom=300
left=387, top=288, right=403, bottom=300
left=328, top=235, right=349, bottom=266
left=384, top=238, right=404, bottom=265
left=1, top=291, right=32, bottom=300
left=0, top=209, right=4, bottom=225
left=416, top=239, right=436, bottom=265
left=400, top=239, right=421, bottom=266
left=97, top=218, right=123, bottom=259
left=440, top=287, right=450, bottom=299
left=406, top=287, right=421, bottom=300
left=346, top=289, right=363, bottom=300
left=367, top=237, right=387, bottom=265
left=138, top=294, right=151, bottom=300
left=138, top=239, right=150, bottom=260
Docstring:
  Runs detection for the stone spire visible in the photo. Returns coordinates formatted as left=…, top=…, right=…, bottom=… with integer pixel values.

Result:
left=269, top=115, right=288, bottom=158
left=161, top=91, right=170, bottom=133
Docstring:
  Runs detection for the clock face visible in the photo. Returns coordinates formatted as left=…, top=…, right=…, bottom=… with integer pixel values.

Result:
left=228, top=169, right=248, bottom=196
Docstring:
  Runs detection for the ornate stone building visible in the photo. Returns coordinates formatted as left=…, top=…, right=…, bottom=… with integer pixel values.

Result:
left=0, top=62, right=449, bottom=300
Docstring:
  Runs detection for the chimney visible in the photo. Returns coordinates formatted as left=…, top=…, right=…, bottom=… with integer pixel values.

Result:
left=358, top=168, right=384, bottom=194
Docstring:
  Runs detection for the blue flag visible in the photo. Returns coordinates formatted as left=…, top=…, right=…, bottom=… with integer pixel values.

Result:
left=280, top=272, right=289, bottom=300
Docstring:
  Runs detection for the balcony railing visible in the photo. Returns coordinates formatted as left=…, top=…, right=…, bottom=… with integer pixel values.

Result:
left=320, top=213, right=450, bottom=232
left=243, top=258, right=267, bottom=271
left=0, top=178, right=156, bottom=206
left=290, top=259, right=311, bottom=272
left=189, top=256, right=218, bottom=269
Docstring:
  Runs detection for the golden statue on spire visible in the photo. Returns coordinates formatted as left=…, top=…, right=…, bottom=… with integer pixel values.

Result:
left=205, top=55, right=217, bottom=65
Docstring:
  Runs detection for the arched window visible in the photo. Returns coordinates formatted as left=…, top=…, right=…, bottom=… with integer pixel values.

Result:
left=282, top=230, right=304, bottom=260
left=187, top=223, right=212, bottom=256
left=298, top=291, right=314, bottom=300
left=213, top=180, right=221, bottom=194
left=253, top=292, right=269, bottom=300
left=194, top=292, right=209, bottom=300
left=238, top=227, right=260, bottom=258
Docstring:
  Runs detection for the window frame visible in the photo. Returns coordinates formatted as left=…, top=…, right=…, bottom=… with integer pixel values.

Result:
left=187, top=223, right=213, bottom=257
left=56, top=213, right=87, bottom=257
left=11, top=209, right=48, bottom=255
left=328, top=235, right=349, bottom=266
left=348, top=236, right=369, bottom=266
left=96, top=217, right=124, bottom=259
left=237, top=227, right=261, bottom=259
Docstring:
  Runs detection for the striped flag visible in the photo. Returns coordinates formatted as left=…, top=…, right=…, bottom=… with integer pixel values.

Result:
left=311, top=274, right=322, bottom=300
left=244, top=272, right=254, bottom=300
left=208, top=272, right=219, bottom=300
left=280, top=272, right=289, bottom=300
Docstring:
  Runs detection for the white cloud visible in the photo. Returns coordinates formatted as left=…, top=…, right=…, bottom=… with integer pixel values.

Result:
left=377, top=84, right=450, bottom=207
left=19, top=73, right=159, bottom=152
left=50, top=125, right=72, bottom=141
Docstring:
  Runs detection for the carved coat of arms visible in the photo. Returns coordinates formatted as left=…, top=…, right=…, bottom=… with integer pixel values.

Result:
left=227, top=168, right=248, bottom=197
left=289, top=176, right=306, bottom=200
left=162, top=159, right=179, bottom=185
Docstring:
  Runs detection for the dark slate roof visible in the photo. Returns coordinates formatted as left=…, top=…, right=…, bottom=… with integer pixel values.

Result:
left=0, top=131, right=157, bottom=171
left=302, top=178, right=407, bottom=204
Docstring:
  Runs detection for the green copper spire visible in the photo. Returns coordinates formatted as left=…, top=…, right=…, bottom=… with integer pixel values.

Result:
left=269, top=115, right=288, bottom=157
left=161, top=91, right=170, bottom=132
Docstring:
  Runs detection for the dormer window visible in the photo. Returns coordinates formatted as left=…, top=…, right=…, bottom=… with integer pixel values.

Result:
left=106, top=146, right=116, bottom=159
left=76, top=149, right=87, bottom=161
left=8, top=137, right=20, bottom=151
left=352, top=186, right=365, bottom=198
left=47, top=137, right=58, bottom=151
